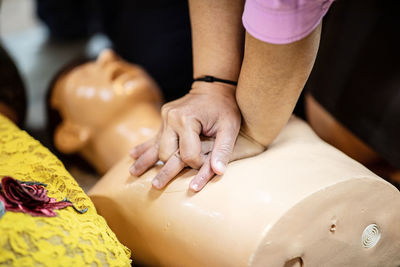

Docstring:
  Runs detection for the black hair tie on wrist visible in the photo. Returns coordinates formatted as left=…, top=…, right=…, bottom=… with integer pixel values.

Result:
left=193, top=75, right=238, bottom=86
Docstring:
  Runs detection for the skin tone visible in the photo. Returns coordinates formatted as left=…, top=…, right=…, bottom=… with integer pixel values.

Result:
left=237, top=29, right=321, bottom=147
left=130, top=0, right=321, bottom=192
left=130, top=0, right=246, bottom=191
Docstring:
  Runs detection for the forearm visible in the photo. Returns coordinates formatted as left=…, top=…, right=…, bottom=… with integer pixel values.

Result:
left=237, top=25, right=321, bottom=147
left=188, top=0, right=245, bottom=81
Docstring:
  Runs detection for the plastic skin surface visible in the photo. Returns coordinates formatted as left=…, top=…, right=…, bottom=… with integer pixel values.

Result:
left=50, top=50, right=162, bottom=173
left=89, top=117, right=400, bottom=267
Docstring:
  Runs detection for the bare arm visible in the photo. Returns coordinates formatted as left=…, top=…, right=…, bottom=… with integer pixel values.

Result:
left=237, top=26, right=321, bottom=147
left=189, top=0, right=245, bottom=80
left=131, top=0, right=246, bottom=191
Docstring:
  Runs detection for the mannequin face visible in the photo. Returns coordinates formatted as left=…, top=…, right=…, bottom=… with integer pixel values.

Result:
left=51, top=49, right=162, bottom=153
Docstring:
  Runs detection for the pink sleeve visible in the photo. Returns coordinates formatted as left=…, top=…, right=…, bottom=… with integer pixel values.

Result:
left=242, top=0, right=334, bottom=44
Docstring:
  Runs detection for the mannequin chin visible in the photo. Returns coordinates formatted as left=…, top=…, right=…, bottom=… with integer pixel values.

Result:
left=89, top=117, right=400, bottom=267
left=49, top=49, right=162, bottom=173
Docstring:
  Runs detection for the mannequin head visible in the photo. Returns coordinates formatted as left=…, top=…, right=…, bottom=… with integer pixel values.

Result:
left=50, top=49, right=162, bottom=172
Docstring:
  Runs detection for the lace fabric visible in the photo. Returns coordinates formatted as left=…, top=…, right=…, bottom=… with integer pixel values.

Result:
left=0, top=115, right=131, bottom=266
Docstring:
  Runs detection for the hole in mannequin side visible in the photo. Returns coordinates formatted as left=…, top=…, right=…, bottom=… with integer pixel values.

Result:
left=284, top=257, right=304, bottom=267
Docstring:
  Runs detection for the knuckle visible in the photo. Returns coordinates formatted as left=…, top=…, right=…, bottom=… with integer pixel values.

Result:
left=135, top=143, right=146, bottom=152
left=217, top=143, right=233, bottom=155
left=222, top=121, right=240, bottom=133
left=161, top=104, right=171, bottom=118
left=166, top=109, right=194, bottom=125
left=167, top=108, right=180, bottom=121
left=158, top=151, right=170, bottom=163
left=180, top=153, right=191, bottom=163
left=157, top=168, right=170, bottom=181
left=181, top=153, right=201, bottom=168
left=158, top=140, right=174, bottom=162
left=133, top=160, right=144, bottom=172
left=181, top=151, right=202, bottom=169
left=158, top=144, right=174, bottom=162
left=178, top=114, right=192, bottom=126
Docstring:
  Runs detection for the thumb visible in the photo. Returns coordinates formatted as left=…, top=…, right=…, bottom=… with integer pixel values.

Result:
left=211, top=125, right=239, bottom=175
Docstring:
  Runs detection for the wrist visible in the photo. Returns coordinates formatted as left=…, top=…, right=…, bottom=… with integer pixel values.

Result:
left=239, top=128, right=266, bottom=150
left=190, top=80, right=236, bottom=97
left=193, top=75, right=237, bottom=86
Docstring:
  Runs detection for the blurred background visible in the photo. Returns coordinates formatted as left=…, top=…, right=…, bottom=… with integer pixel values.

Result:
left=1, top=0, right=110, bottom=190
left=1, top=0, right=109, bottom=136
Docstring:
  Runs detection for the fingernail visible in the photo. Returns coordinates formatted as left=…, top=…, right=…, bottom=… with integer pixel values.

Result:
left=152, top=179, right=161, bottom=189
left=214, top=160, right=226, bottom=174
left=191, top=183, right=199, bottom=192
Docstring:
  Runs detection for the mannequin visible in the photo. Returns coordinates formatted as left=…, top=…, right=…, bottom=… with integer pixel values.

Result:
left=49, top=49, right=162, bottom=173
left=50, top=49, right=400, bottom=266
left=89, top=117, right=400, bottom=266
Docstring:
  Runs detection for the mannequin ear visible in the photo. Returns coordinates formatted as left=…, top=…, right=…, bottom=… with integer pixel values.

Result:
left=54, top=121, right=91, bottom=154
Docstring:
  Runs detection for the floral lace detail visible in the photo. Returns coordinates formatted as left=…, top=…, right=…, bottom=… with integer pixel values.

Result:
left=0, top=115, right=131, bottom=266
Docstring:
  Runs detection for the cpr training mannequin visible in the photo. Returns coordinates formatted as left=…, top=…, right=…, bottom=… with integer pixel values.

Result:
left=49, top=50, right=400, bottom=266
left=49, top=49, right=162, bottom=173
left=89, top=117, right=400, bottom=266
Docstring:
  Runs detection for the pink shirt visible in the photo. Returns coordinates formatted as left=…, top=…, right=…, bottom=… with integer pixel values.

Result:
left=242, top=0, right=334, bottom=44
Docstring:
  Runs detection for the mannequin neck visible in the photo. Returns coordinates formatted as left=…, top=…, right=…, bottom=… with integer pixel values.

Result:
left=81, top=102, right=162, bottom=173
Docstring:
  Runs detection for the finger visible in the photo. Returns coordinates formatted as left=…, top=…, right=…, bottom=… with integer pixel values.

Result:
left=200, top=137, right=214, bottom=154
left=130, top=145, right=159, bottom=176
left=152, top=152, right=185, bottom=189
left=130, top=139, right=154, bottom=159
left=190, top=155, right=215, bottom=192
left=211, top=125, right=239, bottom=175
left=158, top=126, right=179, bottom=162
left=178, top=126, right=203, bottom=169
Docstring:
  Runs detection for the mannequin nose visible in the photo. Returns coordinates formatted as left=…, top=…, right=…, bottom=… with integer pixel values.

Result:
left=96, top=49, right=118, bottom=66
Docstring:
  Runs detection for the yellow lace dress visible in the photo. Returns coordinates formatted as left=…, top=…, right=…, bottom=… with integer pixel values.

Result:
left=0, top=114, right=131, bottom=266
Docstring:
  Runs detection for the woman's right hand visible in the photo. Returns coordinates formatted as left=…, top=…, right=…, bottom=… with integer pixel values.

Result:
left=129, top=81, right=242, bottom=192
